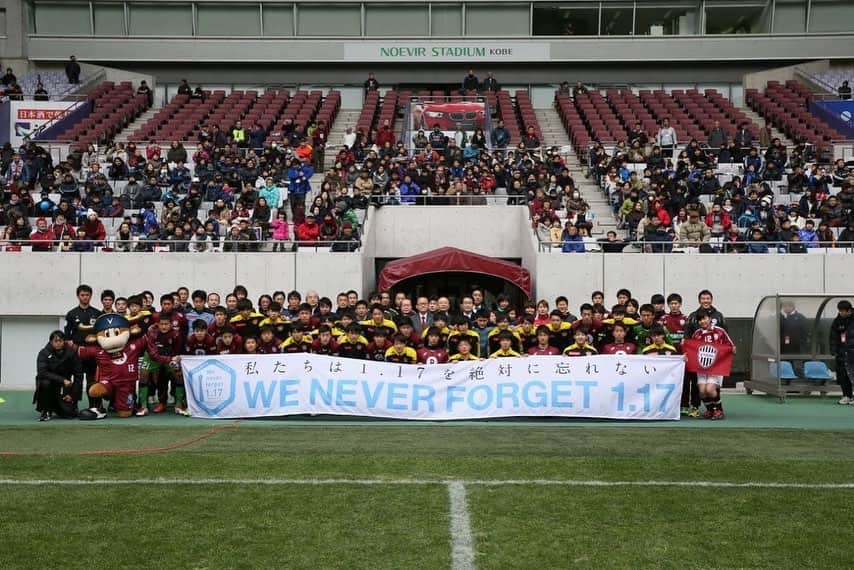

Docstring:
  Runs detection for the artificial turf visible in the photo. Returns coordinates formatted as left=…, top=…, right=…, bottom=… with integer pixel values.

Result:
left=2, top=416, right=854, bottom=568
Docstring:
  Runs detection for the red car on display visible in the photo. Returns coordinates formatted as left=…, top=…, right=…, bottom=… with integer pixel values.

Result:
left=418, top=102, right=486, bottom=131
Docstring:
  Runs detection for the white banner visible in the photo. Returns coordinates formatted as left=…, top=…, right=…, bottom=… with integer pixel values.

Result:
left=8, top=101, right=81, bottom=146
left=344, top=42, right=550, bottom=62
left=182, top=354, right=684, bottom=421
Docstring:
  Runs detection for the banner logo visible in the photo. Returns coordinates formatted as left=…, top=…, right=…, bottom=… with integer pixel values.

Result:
left=189, top=360, right=237, bottom=415
left=697, top=344, right=718, bottom=369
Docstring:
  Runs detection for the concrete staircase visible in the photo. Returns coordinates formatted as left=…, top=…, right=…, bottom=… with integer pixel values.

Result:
left=535, top=107, right=617, bottom=237
left=113, top=107, right=159, bottom=145
left=323, top=109, right=362, bottom=170
left=535, top=108, right=570, bottom=148
left=738, top=105, right=795, bottom=148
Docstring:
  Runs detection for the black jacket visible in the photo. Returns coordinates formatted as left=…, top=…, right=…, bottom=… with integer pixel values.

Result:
left=830, top=314, right=853, bottom=356
left=36, top=343, right=84, bottom=400
left=780, top=310, right=809, bottom=354
left=684, top=305, right=727, bottom=338
left=64, top=306, right=101, bottom=344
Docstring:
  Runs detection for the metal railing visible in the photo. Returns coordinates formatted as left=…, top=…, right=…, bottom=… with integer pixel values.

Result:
left=535, top=236, right=854, bottom=254
left=0, top=238, right=363, bottom=253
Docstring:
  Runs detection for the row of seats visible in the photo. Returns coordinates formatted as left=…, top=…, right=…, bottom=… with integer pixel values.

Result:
left=53, top=82, right=150, bottom=146
left=17, top=70, right=83, bottom=99
left=747, top=80, right=843, bottom=157
left=353, top=89, right=542, bottom=146
left=557, top=88, right=772, bottom=159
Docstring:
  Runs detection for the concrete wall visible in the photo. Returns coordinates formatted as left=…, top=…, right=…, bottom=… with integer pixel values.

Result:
left=0, top=251, right=365, bottom=317
left=534, top=252, right=854, bottom=319
left=743, top=59, right=831, bottom=91
left=0, top=0, right=27, bottom=67
left=26, top=35, right=854, bottom=66
left=0, top=316, right=63, bottom=389
left=372, top=205, right=526, bottom=259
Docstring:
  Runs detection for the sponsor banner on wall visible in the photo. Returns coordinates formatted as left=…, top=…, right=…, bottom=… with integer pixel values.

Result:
left=344, top=42, right=550, bottom=62
left=8, top=101, right=81, bottom=147
left=182, top=353, right=685, bottom=421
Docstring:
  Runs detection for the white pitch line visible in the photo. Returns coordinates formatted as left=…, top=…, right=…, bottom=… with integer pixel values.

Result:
left=0, top=478, right=853, bottom=489
left=448, top=481, right=476, bottom=570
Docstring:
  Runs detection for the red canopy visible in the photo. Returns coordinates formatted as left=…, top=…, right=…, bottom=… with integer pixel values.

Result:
left=377, top=247, right=532, bottom=298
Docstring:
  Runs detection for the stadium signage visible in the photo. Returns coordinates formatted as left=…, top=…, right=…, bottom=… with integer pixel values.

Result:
left=7, top=100, right=82, bottom=146
left=182, top=354, right=684, bottom=421
left=345, top=42, right=550, bottom=61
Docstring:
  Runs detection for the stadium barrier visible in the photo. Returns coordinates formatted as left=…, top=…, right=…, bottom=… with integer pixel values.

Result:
left=0, top=238, right=362, bottom=253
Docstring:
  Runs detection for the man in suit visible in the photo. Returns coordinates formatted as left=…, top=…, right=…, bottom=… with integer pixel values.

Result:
left=412, top=296, right=434, bottom=336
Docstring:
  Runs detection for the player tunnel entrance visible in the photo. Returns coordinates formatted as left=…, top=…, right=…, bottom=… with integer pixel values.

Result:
left=376, top=247, right=531, bottom=312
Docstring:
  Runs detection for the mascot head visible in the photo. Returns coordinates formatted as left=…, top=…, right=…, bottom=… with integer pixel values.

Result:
left=90, top=314, right=131, bottom=354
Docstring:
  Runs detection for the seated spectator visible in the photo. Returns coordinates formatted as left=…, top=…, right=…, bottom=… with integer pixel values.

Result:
left=598, top=231, right=626, bottom=253
left=167, top=141, right=188, bottom=164
left=33, top=83, right=49, bottom=101
left=560, top=224, right=585, bottom=253
left=29, top=218, right=53, bottom=251
left=296, top=212, right=320, bottom=243
left=137, top=80, right=153, bottom=105
left=189, top=226, right=213, bottom=252
left=108, top=157, right=128, bottom=180
left=838, top=220, right=854, bottom=244
left=748, top=228, right=769, bottom=253
left=679, top=210, right=711, bottom=245
left=798, top=220, right=819, bottom=248
left=331, top=222, right=361, bottom=252
left=113, top=221, right=135, bottom=252
left=839, top=80, right=852, bottom=101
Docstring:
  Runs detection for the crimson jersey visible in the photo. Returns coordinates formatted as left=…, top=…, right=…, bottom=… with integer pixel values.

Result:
left=417, top=347, right=449, bottom=364
left=215, top=338, right=242, bottom=355
left=145, top=326, right=185, bottom=358
left=527, top=346, right=560, bottom=356
left=601, top=342, right=638, bottom=355
left=152, top=311, right=187, bottom=335
left=691, top=326, right=734, bottom=347
left=79, top=337, right=154, bottom=383
left=660, top=312, right=687, bottom=342
left=207, top=322, right=230, bottom=338
left=258, top=339, right=281, bottom=354
left=186, top=334, right=217, bottom=355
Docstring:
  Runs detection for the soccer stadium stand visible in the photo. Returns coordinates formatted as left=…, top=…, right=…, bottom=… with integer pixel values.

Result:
left=746, top=80, right=845, bottom=159
left=52, top=82, right=150, bottom=145
left=18, top=70, right=87, bottom=99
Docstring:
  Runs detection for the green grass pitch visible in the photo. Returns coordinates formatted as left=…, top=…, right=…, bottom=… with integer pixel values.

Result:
left=2, top=419, right=854, bottom=569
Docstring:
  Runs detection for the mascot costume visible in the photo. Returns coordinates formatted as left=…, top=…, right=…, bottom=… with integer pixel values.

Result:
left=77, top=314, right=178, bottom=420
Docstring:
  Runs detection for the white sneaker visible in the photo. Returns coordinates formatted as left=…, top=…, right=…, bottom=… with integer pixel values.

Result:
left=838, top=396, right=853, bottom=405
left=91, top=407, right=107, bottom=419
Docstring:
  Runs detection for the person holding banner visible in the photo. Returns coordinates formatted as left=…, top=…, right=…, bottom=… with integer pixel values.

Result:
left=686, top=309, right=735, bottom=420
left=417, top=328, right=449, bottom=364
left=448, top=338, right=479, bottom=362
left=490, top=331, right=522, bottom=358
left=563, top=329, right=599, bottom=357
left=527, top=326, right=561, bottom=356
left=384, top=334, right=417, bottom=364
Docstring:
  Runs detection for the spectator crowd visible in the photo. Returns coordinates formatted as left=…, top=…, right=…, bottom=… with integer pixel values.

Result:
left=560, top=124, right=854, bottom=253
